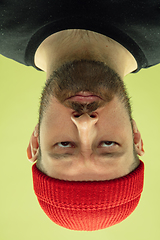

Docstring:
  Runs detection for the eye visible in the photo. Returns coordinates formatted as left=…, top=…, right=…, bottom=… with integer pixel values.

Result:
left=57, top=142, right=72, bottom=148
left=100, top=141, right=116, bottom=148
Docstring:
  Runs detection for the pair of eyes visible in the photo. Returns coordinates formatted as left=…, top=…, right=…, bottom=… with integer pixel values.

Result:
left=56, top=141, right=117, bottom=148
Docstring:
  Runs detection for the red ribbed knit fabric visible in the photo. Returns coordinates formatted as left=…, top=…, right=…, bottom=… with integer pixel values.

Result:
left=32, top=160, right=144, bottom=231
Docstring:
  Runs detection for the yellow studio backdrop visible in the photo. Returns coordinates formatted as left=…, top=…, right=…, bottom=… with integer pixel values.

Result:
left=0, top=54, right=160, bottom=240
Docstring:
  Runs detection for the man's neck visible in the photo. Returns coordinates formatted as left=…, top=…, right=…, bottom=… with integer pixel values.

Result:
left=34, top=29, right=137, bottom=79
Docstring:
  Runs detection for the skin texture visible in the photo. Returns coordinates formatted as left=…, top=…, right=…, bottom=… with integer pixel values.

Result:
left=34, top=29, right=138, bottom=78
left=27, top=94, right=144, bottom=181
left=27, top=29, right=144, bottom=181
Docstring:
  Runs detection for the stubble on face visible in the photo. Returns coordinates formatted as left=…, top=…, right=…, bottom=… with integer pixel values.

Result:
left=39, top=59, right=132, bottom=125
left=36, top=59, right=140, bottom=175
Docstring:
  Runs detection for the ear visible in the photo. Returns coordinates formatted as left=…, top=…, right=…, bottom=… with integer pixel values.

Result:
left=132, top=119, right=145, bottom=156
left=27, top=124, right=39, bottom=163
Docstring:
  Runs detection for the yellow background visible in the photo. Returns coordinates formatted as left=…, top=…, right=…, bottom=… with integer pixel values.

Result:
left=0, top=54, right=160, bottom=240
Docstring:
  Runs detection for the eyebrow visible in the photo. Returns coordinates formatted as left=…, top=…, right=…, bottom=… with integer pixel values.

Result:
left=99, top=151, right=125, bottom=158
left=48, top=152, right=73, bottom=160
left=48, top=151, right=124, bottom=160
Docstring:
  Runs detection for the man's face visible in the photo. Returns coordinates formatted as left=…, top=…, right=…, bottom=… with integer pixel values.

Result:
left=36, top=60, right=141, bottom=181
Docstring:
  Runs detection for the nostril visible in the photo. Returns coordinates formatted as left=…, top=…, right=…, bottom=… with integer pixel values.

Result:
left=72, top=112, right=98, bottom=119
left=73, top=112, right=81, bottom=118
left=89, top=113, right=98, bottom=118
left=90, top=114, right=96, bottom=118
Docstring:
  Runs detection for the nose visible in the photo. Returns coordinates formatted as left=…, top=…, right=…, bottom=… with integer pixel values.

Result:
left=71, top=113, right=98, bottom=155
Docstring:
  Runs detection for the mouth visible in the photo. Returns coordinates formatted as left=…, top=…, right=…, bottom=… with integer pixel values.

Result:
left=66, top=91, right=103, bottom=103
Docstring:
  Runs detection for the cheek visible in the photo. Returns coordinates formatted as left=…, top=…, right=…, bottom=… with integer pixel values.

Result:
left=40, top=114, right=76, bottom=152
left=43, top=99, right=74, bottom=127
left=100, top=108, right=132, bottom=133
